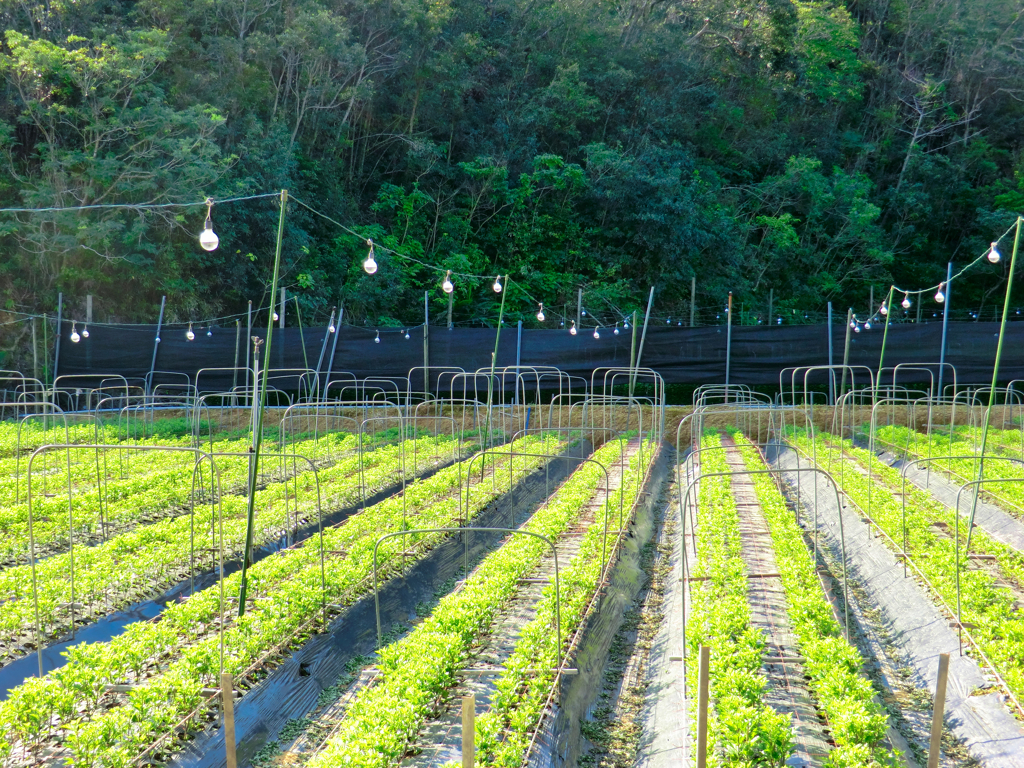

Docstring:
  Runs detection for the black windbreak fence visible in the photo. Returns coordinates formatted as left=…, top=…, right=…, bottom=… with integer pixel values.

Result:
left=52, top=321, right=1024, bottom=391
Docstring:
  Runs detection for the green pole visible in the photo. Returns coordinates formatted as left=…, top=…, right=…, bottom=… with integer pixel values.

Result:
left=485, top=276, right=508, bottom=450
left=238, top=189, right=288, bottom=617
left=876, top=286, right=896, bottom=399
left=966, top=216, right=1023, bottom=551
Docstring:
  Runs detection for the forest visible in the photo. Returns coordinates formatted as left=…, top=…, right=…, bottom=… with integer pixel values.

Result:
left=1, top=0, right=1023, bottom=344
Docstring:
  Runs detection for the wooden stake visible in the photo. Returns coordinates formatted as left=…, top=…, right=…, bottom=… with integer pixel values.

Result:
left=462, top=693, right=475, bottom=768
left=927, top=653, right=950, bottom=768
left=696, top=645, right=710, bottom=768
left=222, top=672, right=237, bottom=768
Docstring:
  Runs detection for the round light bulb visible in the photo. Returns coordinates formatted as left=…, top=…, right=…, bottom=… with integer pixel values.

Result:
left=374, top=330, right=380, bottom=344
left=537, top=305, right=545, bottom=322
left=624, top=321, right=630, bottom=329
left=186, top=324, right=195, bottom=341
left=854, top=324, right=861, bottom=333
left=989, top=242, right=1001, bottom=264
left=865, top=321, right=872, bottom=330
left=492, top=276, right=502, bottom=293
left=207, top=327, right=213, bottom=337
left=902, top=294, right=911, bottom=309
left=155, top=335, right=161, bottom=343
left=329, top=323, right=336, bottom=333
left=82, top=326, right=89, bottom=338
left=363, top=239, right=378, bottom=275
left=666, top=317, right=671, bottom=324
left=593, top=327, right=600, bottom=339
left=935, top=285, right=945, bottom=303
left=404, top=330, right=410, bottom=340
left=569, top=321, right=577, bottom=336
left=273, top=311, right=279, bottom=321
left=880, top=304, right=888, bottom=316
left=582, top=309, right=587, bottom=317
left=442, top=271, right=453, bottom=294
left=777, top=318, right=782, bottom=325
left=850, top=321, right=856, bottom=329
left=199, top=219, right=219, bottom=252
left=614, top=325, right=620, bottom=335
left=70, top=325, right=80, bottom=343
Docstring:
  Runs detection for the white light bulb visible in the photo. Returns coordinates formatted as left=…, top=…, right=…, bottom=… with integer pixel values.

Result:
left=850, top=321, right=856, bottom=329
left=329, top=323, right=336, bottom=333
left=854, top=324, right=861, bottom=333
left=989, top=242, right=1001, bottom=264
left=935, top=285, right=945, bottom=303
left=199, top=217, right=219, bottom=251
left=569, top=321, right=577, bottom=336
left=155, top=335, right=161, bottom=343
left=902, top=294, right=911, bottom=309
left=582, top=309, right=587, bottom=316
left=624, top=321, right=630, bottom=329
left=614, top=325, right=620, bottom=335
left=186, top=324, right=195, bottom=341
left=207, top=327, right=212, bottom=337
left=537, top=304, right=545, bottom=322
left=363, top=239, right=378, bottom=275
left=593, top=327, right=600, bottom=339
left=492, top=276, right=502, bottom=293
left=70, top=323, right=80, bottom=343
left=666, top=317, right=671, bottom=324
left=880, top=304, right=888, bottom=316
left=374, top=330, right=380, bottom=344
left=82, top=325, right=89, bottom=338
left=777, top=318, right=782, bottom=325
left=404, top=330, right=410, bottom=340
left=273, top=311, right=279, bottom=321
left=442, top=270, right=453, bottom=294
left=865, top=321, right=872, bottom=330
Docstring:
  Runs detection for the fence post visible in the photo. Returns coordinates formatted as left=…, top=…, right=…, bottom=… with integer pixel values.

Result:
left=725, top=292, right=733, bottom=400
left=696, top=645, right=710, bottom=768
left=927, top=653, right=950, bottom=768
left=690, top=277, right=696, bottom=327
left=222, top=672, right=237, bottom=768
left=462, top=693, right=475, bottom=768
left=827, top=302, right=834, bottom=405
left=146, top=295, right=165, bottom=395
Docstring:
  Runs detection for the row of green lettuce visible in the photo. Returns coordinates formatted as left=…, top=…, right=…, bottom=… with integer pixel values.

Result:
left=305, top=437, right=651, bottom=768
left=0, top=434, right=561, bottom=766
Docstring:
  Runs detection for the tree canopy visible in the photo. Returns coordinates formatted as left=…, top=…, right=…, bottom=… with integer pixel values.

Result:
left=1, top=0, right=1023, bottom=342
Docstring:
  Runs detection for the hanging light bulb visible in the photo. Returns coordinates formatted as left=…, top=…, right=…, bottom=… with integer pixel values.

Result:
left=624, top=320, right=630, bottom=330
left=593, top=326, right=600, bottom=339
left=582, top=309, right=587, bottom=317
left=199, top=198, right=219, bottom=251
left=614, top=324, right=620, bottom=335
left=865, top=321, right=872, bottom=330
left=186, top=323, right=195, bottom=341
left=70, top=322, right=80, bottom=343
left=374, top=330, right=380, bottom=344
left=273, top=311, right=279, bottom=321
left=989, top=242, right=1001, bottom=264
left=492, top=275, right=502, bottom=293
left=666, top=317, right=671, bottom=324
left=207, top=326, right=213, bottom=337
left=901, top=293, right=911, bottom=309
left=329, top=321, right=336, bottom=333
left=155, top=335, right=161, bottom=343
left=537, top=303, right=545, bottom=322
left=570, top=320, right=577, bottom=336
left=404, top=329, right=411, bottom=340
left=850, top=320, right=857, bottom=329
left=880, top=303, right=888, bottom=316
left=82, top=325, right=89, bottom=338
left=935, top=283, right=945, bottom=303
left=363, top=239, right=378, bottom=275
left=776, top=317, right=782, bottom=325
left=854, top=324, right=861, bottom=333
left=442, top=270, right=453, bottom=294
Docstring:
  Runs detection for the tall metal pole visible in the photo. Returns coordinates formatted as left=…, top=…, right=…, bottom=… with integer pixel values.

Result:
left=423, top=291, right=430, bottom=398
left=631, top=288, right=655, bottom=398
left=966, top=216, right=1022, bottom=551
left=245, top=301, right=252, bottom=393
left=279, top=287, right=286, bottom=329
left=146, top=295, right=166, bottom=395
left=315, top=309, right=335, bottom=386
left=768, top=287, right=773, bottom=324
left=839, top=308, right=853, bottom=399
left=827, top=302, right=835, bottom=405
left=724, top=292, right=733, bottom=398
left=514, top=319, right=522, bottom=406
left=576, top=287, right=583, bottom=330
left=937, top=261, right=953, bottom=399
left=485, top=277, right=508, bottom=448
left=322, top=306, right=342, bottom=400
left=690, top=277, right=696, bottom=327
left=232, top=320, right=241, bottom=396
left=238, top=189, right=288, bottom=616
left=877, top=286, right=896, bottom=396
left=53, top=293, right=63, bottom=384
left=32, top=318, right=39, bottom=383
